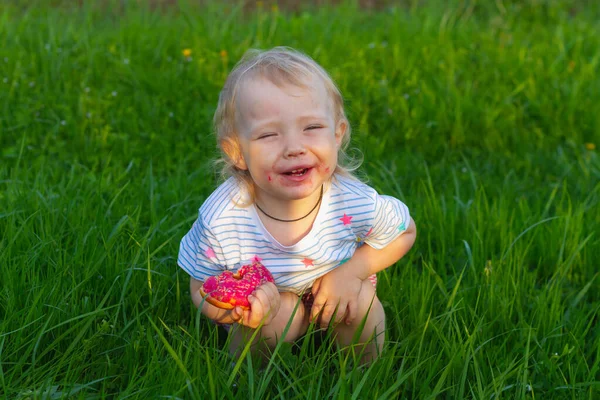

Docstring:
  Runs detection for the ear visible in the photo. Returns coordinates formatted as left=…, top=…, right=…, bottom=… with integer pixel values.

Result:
left=335, top=119, right=348, bottom=148
left=220, top=136, right=247, bottom=170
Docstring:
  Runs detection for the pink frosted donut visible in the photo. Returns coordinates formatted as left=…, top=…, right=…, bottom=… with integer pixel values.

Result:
left=199, top=261, right=274, bottom=310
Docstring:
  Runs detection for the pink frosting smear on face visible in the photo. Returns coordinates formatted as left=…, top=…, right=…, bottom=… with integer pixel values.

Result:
left=202, top=262, right=274, bottom=308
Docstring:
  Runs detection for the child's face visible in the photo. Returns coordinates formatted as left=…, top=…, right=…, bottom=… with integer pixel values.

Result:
left=232, top=76, right=346, bottom=203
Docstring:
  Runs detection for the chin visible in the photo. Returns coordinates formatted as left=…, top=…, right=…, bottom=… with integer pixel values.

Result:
left=277, top=182, right=320, bottom=200
left=279, top=188, right=314, bottom=201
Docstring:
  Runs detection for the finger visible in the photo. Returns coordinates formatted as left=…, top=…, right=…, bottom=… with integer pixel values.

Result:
left=345, top=300, right=357, bottom=325
left=320, top=303, right=338, bottom=328
left=240, top=297, right=260, bottom=327
left=310, top=290, right=328, bottom=322
left=252, top=288, right=273, bottom=316
left=334, top=301, right=348, bottom=325
left=240, top=308, right=253, bottom=327
left=310, top=298, right=325, bottom=323
left=264, top=284, right=281, bottom=317
left=311, top=278, right=322, bottom=296
left=254, top=283, right=277, bottom=307
left=261, top=282, right=279, bottom=305
left=265, top=281, right=279, bottom=295
left=247, top=293, right=262, bottom=314
left=249, top=294, right=269, bottom=326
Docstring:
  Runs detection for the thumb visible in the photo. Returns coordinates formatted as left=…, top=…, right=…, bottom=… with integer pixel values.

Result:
left=240, top=308, right=254, bottom=327
left=230, top=306, right=243, bottom=322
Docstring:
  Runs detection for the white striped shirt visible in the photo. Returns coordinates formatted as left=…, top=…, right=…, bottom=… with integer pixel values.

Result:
left=178, top=174, right=410, bottom=295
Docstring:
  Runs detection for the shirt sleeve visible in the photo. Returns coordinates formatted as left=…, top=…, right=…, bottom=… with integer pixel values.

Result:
left=177, top=214, right=226, bottom=282
left=363, top=194, right=411, bottom=250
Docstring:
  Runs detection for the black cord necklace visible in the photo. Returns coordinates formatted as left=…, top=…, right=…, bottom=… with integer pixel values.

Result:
left=255, top=185, right=323, bottom=223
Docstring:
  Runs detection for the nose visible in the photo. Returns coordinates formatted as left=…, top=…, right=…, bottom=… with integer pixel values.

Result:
left=283, top=136, right=306, bottom=158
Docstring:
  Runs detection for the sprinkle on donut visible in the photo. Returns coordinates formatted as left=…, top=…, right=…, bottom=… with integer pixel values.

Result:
left=199, top=261, right=274, bottom=310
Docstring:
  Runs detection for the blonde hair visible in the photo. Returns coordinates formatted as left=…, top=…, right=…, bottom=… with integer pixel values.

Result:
left=213, top=46, right=362, bottom=203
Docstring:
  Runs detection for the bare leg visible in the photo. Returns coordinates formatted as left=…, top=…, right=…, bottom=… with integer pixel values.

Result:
left=333, top=279, right=385, bottom=364
left=229, top=291, right=310, bottom=360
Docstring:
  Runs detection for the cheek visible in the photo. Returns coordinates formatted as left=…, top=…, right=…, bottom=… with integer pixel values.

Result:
left=329, top=148, right=339, bottom=168
left=316, top=164, right=332, bottom=175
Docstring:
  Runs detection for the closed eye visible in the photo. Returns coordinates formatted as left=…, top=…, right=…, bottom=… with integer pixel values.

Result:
left=305, top=125, right=323, bottom=131
left=257, top=133, right=276, bottom=139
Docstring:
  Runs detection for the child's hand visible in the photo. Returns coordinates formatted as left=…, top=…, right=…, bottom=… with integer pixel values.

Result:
left=310, top=267, right=363, bottom=328
left=231, top=282, right=280, bottom=329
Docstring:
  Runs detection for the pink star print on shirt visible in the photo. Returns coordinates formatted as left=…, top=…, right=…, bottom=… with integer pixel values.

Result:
left=340, top=213, right=353, bottom=225
left=204, top=248, right=216, bottom=258
left=302, top=258, right=314, bottom=267
left=251, top=255, right=262, bottom=263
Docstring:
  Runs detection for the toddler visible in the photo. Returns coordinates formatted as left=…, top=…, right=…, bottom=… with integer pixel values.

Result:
left=178, top=47, right=416, bottom=362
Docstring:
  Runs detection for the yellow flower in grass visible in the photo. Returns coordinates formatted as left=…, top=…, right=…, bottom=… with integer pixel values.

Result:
left=182, top=48, right=192, bottom=57
left=568, top=60, right=575, bottom=73
left=271, top=4, right=279, bottom=13
left=585, top=143, right=596, bottom=151
left=220, top=49, right=228, bottom=59
left=484, top=260, right=493, bottom=277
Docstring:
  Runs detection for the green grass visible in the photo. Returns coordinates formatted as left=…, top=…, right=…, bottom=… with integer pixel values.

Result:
left=1, top=0, right=599, bottom=398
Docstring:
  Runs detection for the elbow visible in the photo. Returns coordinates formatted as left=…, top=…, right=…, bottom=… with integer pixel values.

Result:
left=406, top=217, right=416, bottom=237
left=190, top=278, right=204, bottom=309
left=405, top=217, right=417, bottom=248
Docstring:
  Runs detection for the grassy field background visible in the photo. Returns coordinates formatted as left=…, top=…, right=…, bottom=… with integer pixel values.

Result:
left=1, top=0, right=599, bottom=398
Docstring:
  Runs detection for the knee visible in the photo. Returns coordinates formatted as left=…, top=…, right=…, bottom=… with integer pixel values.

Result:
left=280, top=291, right=304, bottom=312
left=355, top=279, right=383, bottom=320
left=338, top=280, right=385, bottom=336
left=262, top=292, right=307, bottom=342
left=274, top=292, right=305, bottom=324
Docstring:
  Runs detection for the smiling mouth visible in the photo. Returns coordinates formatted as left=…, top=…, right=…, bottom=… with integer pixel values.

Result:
left=284, top=168, right=309, bottom=176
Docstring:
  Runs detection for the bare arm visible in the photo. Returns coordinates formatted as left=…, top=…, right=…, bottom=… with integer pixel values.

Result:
left=344, top=217, right=417, bottom=279
left=310, top=217, right=417, bottom=325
